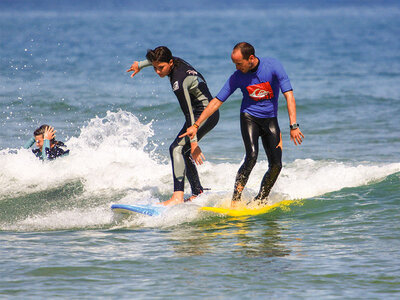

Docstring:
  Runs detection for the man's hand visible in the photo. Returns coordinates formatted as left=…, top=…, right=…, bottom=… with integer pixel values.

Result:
left=290, top=128, right=304, bottom=145
left=179, top=125, right=198, bottom=140
left=126, top=61, right=141, bottom=78
left=190, top=142, right=205, bottom=165
left=44, top=126, right=56, bottom=140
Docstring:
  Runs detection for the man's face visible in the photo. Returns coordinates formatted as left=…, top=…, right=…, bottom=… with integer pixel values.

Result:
left=231, top=50, right=256, bottom=73
left=35, top=135, right=44, bottom=150
left=152, top=59, right=173, bottom=78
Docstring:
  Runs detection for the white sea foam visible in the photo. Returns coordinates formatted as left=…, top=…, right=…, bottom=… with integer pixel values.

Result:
left=0, top=110, right=171, bottom=199
left=1, top=110, right=399, bottom=230
left=6, top=206, right=114, bottom=231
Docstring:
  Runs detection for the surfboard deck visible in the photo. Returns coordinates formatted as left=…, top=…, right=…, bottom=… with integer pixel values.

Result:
left=200, top=200, right=298, bottom=216
left=112, top=200, right=301, bottom=217
left=111, top=204, right=166, bottom=216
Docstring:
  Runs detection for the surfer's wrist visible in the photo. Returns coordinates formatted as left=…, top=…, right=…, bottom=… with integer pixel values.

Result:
left=193, top=122, right=200, bottom=129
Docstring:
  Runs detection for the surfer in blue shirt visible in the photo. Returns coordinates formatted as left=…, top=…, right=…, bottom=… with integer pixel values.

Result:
left=24, top=124, right=70, bottom=161
left=180, top=42, right=304, bottom=206
left=127, top=46, right=219, bottom=206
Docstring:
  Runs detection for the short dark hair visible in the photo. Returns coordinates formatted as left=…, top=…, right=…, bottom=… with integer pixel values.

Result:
left=233, top=42, right=255, bottom=60
left=34, top=124, right=55, bottom=143
left=146, top=46, right=173, bottom=63
left=34, top=124, right=49, bottom=136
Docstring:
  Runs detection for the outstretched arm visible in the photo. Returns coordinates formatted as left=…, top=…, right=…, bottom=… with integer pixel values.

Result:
left=24, top=137, right=35, bottom=149
left=126, top=60, right=152, bottom=78
left=179, top=98, right=223, bottom=139
left=284, top=90, right=304, bottom=145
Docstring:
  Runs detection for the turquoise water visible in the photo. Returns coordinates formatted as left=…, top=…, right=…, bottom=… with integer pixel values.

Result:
left=1, top=0, right=400, bottom=298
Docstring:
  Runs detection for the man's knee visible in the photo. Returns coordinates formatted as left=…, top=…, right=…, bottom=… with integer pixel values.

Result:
left=244, top=149, right=258, bottom=168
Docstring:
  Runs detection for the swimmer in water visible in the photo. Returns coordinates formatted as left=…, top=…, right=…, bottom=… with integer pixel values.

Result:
left=24, top=124, right=70, bottom=160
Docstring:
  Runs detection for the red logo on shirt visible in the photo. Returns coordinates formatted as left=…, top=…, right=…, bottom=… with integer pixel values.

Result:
left=246, top=82, right=274, bottom=101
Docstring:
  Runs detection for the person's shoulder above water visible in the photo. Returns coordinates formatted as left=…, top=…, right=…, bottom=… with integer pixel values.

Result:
left=24, top=124, right=70, bottom=161
left=45, top=140, right=70, bottom=160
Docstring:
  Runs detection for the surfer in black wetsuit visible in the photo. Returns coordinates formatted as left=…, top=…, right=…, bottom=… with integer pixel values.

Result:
left=24, top=124, right=70, bottom=160
left=127, top=46, right=219, bottom=206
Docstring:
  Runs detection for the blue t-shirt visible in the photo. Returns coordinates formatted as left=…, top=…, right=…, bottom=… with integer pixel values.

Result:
left=216, top=57, right=292, bottom=118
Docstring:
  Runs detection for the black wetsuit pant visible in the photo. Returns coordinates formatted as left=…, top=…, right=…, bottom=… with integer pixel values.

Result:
left=170, top=110, right=219, bottom=195
left=232, top=112, right=282, bottom=202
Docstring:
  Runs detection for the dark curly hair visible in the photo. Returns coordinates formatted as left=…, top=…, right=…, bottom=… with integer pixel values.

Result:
left=146, top=46, right=173, bottom=63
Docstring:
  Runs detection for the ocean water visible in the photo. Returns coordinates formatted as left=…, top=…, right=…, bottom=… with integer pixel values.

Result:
left=1, top=0, right=400, bottom=298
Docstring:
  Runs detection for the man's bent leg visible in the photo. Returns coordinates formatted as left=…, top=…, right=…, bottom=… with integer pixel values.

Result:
left=255, top=118, right=282, bottom=202
left=232, top=113, right=260, bottom=202
left=254, top=163, right=282, bottom=201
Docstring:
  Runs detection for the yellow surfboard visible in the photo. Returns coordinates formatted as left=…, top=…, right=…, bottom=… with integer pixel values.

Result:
left=200, top=199, right=302, bottom=216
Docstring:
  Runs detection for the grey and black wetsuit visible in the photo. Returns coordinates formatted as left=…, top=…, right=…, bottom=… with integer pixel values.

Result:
left=139, top=57, right=219, bottom=195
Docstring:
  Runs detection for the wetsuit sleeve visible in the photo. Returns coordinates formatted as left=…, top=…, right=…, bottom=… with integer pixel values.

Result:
left=173, top=76, right=199, bottom=142
left=216, top=73, right=238, bottom=102
left=273, top=59, right=292, bottom=93
left=138, top=59, right=152, bottom=69
left=24, top=137, right=35, bottom=149
left=41, top=139, right=52, bottom=161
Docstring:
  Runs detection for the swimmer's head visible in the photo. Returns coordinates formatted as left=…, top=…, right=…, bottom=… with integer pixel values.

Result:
left=34, top=124, right=55, bottom=150
left=33, top=124, right=50, bottom=137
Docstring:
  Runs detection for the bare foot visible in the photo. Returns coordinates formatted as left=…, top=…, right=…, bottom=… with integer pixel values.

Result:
left=183, top=194, right=198, bottom=202
left=184, top=189, right=205, bottom=202
left=160, top=191, right=184, bottom=206
left=231, top=200, right=242, bottom=209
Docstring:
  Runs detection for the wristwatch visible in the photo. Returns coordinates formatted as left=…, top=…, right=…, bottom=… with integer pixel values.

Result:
left=290, top=123, right=299, bottom=130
